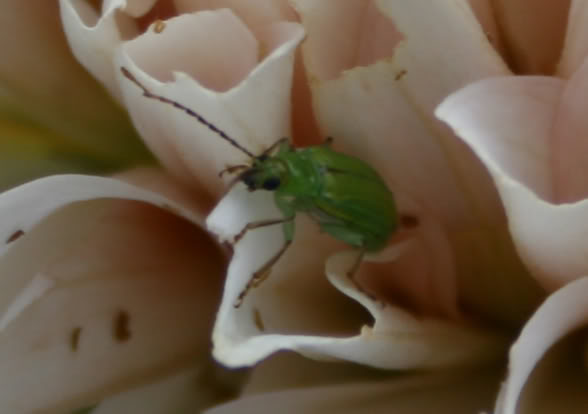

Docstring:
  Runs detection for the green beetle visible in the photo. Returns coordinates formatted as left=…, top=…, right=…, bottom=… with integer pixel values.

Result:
left=122, top=67, right=398, bottom=307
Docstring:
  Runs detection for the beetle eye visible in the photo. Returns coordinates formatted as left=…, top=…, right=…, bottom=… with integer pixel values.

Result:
left=262, top=177, right=281, bottom=190
left=242, top=174, right=255, bottom=188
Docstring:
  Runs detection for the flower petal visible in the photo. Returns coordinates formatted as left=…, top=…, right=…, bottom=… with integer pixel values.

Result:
left=59, top=0, right=139, bottom=100
left=115, top=12, right=304, bottom=194
left=467, top=0, right=508, bottom=57
left=490, top=0, right=570, bottom=74
left=242, top=352, right=393, bottom=394
left=174, top=0, right=298, bottom=28
left=558, top=0, right=588, bottom=77
left=0, top=174, right=225, bottom=413
left=208, top=185, right=507, bottom=369
left=495, top=277, right=588, bottom=414
left=436, top=75, right=588, bottom=290
left=207, top=369, right=502, bottom=414
left=290, top=0, right=403, bottom=81
left=296, top=0, right=540, bottom=325
left=88, top=362, right=245, bottom=414
left=301, top=0, right=508, bottom=229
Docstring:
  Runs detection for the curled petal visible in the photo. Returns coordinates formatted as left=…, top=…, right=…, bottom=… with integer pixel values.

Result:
left=495, top=277, right=588, bottom=414
left=0, top=174, right=225, bottom=413
left=295, top=0, right=540, bottom=326
left=115, top=11, right=304, bottom=194
left=297, top=0, right=508, bottom=226
left=436, top=75, right=588, bottom=290
left=208, top=186, right=507, bottom=369
left=290, top=0, right=403, bottom=81
left=60, top=0, right=140, bottom=100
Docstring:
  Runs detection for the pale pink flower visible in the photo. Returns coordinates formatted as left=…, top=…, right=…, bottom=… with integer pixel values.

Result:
left=437, top=1, right=588, bottom=412
left=0, top=0, right=579, bottom=413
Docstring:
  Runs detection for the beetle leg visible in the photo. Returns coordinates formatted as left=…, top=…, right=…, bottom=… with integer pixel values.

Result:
left=233, top=216, right=294, bottom=244
left=261, top=137, right=290, bottom=157
left=346, top=249, right=378, bottom=302
left=346, top=249, right=365, bottom=282
left=234, top=240, right=293, bottom=308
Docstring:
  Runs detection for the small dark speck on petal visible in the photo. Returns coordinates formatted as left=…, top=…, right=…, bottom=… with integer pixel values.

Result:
left=70, top=326, right=82, bottom=352
left=6, top=229, right=24, bottom=244
left=400, top=214, right=419, bottom=229
left=113, top=309, right=131, bottom=343
left=253, top=308, right=265, bottom=331
left=221, top=241, right=234, bottom=254
left=395, top=69, right=407, bottom=81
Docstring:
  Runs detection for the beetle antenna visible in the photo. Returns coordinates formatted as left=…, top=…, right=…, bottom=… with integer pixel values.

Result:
left=121, top=67, right=255, bottom=158
left=218, top=164, right=249, bottom=177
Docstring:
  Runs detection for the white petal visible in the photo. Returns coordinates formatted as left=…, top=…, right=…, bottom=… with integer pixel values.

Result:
left=293, top=1, right=537, bottom=326
left=436, top=76, right=588, bottom=290
left=207, top=369, right=502, bottom=414
left=0, top=174, right=225, bottom=413
left=89, top=362, right=245, bottom=414
left=59, top=0, right=139, bottom=100
left=495, top=277, right=588, bottom=414
left=302, top=0, right=509, bottom=227
left=115, top=12, right=304, bottom=193
left=208, top=186, right=507, bottom=369
left=242, top=352, right=394, bottom=394
left=558, top=0, right=588, bottom=77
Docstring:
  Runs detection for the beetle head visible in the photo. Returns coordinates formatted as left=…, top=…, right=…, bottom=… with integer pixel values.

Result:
left=239, top=156, right=287, bottom=192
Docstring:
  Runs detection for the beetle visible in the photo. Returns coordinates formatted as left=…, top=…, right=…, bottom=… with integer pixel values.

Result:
left=121, top=67, right=398, bottom=307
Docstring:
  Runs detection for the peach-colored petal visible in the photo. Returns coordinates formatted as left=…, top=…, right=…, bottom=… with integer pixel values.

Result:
left=490, top=0, right=570, bottom=74
left=552, top=59, right=588, bottom=203
left=207, top=368, right=502, bottom=414
left=558, top=0, right=588, bottom=77
left=59, top=0, right=139, bottom=100
left=438, top=77, right=561, bottom=201
left=299, top=0, right=509, bottom=228
left=436, top=75, right=588, bottom=290
left=174, top=0, right=298, bottom=28
left=124, top=10, right=259, bottom=92
left=89, top=362, right=244, bottom=413
left=290, top=0, right=403, bottom=82
left=208, top=185, right=507, bottom=369
left=0, top=173, right=225, bottom=413
left=495, top=277, right=588, bottom=414
left=103, top=0, right=159, bottom=17
left=295, top=0, right=540, bottom=326
left=242, top=352, right=391, bottom=395
left=467, top=0, right=508, bottom=57
left=115, top=14, right=304, bottom=195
